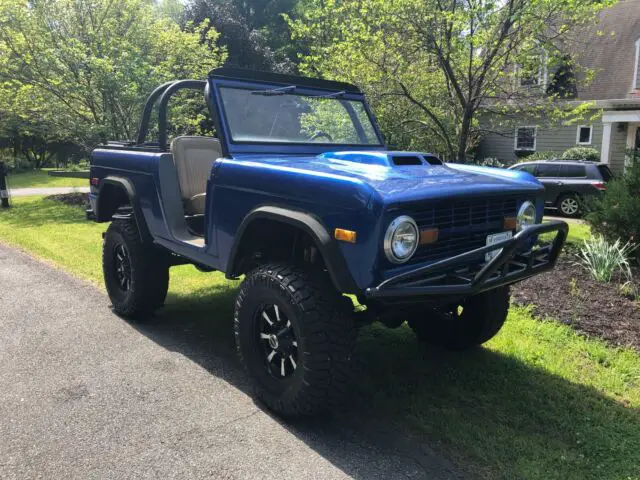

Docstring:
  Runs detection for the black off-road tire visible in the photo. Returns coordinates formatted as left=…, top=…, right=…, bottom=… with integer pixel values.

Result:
left=557, top=194, right=581, bottom=217
left=103, top=219, right=169, bottom=318
left=408, top=286, right=510, bottom=351
left=234, top=263, right=357, bottom=417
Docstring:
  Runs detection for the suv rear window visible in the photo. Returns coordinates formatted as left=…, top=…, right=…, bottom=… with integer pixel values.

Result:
left=536, top=164, right=561, bottom=177
left=561, top=165, right=586, bottom=178
left=516, top=164, right=537, bottom=174
left=597, top=165, right=614, bottom=182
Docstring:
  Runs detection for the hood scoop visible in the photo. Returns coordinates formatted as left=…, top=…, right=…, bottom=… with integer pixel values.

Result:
left=391, top=155, right=443, bottom=166
left=320, top=151, right=443, bottom=168
left=392, top=156, right=422, bottom=166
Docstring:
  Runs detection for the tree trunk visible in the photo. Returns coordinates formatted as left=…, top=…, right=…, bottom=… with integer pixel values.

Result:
left=456, top=108, right=474, bottom=163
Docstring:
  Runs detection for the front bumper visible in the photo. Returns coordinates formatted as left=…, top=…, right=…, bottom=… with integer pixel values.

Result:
left=365, top=220, right=568, bottom=300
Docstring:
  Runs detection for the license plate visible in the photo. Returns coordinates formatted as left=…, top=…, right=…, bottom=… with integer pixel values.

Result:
left=485, top=231, right=513, bottom=262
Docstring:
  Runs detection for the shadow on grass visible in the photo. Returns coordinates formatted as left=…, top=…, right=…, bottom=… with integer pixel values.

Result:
left=128, top=285, right=640, bottom=480
left=0, top=197, right=88, bottom=226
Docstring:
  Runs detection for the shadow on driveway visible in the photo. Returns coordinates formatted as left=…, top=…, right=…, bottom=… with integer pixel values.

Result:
left=125, top=283, right=640, bottom=480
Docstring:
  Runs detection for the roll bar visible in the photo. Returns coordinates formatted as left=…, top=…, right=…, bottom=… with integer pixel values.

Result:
left=135, top=79, right=207, bottom=151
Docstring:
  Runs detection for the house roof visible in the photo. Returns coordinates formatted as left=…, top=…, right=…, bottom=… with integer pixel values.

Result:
left=574, top=0, right=640, bottom=101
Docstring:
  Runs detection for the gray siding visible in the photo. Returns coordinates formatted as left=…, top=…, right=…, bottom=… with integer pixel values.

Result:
left=636, top=44, right=640, bottom=89
left=477, top=116, right=628, bottom=174
left=478, top=117, right=603, bottom=161
left=610, top=123, right=627, bottom=173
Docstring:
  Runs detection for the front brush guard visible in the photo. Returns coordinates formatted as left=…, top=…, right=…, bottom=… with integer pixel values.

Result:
left=365, top=220, right=568, bottom=300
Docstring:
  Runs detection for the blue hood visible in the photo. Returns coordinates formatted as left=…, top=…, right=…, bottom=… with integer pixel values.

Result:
left=227, top=150, right=543, bottom=206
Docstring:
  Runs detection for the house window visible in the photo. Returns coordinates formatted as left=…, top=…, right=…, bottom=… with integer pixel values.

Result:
left=515, top=126, right=537, bottom=151
left=576, top=125, right=593, bottom=145
left=517, top=50, right=548, bottom=89
left=519, top=67, right=540, bottom=87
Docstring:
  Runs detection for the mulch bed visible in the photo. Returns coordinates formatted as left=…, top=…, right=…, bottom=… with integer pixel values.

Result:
left=46, top=193, right=89, bottom=207
left=512, top=254, right=640, bottom=350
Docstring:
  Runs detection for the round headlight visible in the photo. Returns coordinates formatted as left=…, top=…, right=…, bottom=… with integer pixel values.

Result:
left=517, top=201, right=537, bottom=230
left=384, top=215, right=419, bottom=264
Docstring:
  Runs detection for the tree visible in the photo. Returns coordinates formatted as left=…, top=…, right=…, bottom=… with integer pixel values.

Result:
left=154, top=0, right=185, bottom=23
left=289, top=0, right=614, bottom=161
left=183, top=0, right=298, bottom=72
left=0, top=0, right=226, bottom=155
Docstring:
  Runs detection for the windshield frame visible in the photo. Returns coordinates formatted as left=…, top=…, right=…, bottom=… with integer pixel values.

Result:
left=207, top=77, right=387, bottom=156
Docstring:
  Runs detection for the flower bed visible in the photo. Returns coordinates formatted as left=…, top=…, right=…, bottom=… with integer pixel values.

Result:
left=512, top=254, right=640, bottom=349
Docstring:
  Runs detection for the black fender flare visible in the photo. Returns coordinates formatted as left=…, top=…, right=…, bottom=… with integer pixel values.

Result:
left=96, top=176, right=151, bottom=243
left=226, top=206, right=359, bottom=294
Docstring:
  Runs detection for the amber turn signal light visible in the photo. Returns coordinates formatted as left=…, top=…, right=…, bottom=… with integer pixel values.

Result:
left=419, top=228, right=439, bottom=245
left=334, top=228, right=357, bottom=243
left=504, top=216, right=517, bottom=231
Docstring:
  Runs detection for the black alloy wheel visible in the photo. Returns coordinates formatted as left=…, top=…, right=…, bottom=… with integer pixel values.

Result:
left=257, top=303, right=299, bottom=379
left=114, top=243, right=132, bottom=292
left=408, top=286, right=510, bottom=350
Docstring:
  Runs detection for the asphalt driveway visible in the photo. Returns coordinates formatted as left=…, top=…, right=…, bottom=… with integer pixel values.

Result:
left=0, top=243, right=462, bottom=480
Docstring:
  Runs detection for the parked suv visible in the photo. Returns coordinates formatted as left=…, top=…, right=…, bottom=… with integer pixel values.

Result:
left=509, top=159, right=612, bottom=217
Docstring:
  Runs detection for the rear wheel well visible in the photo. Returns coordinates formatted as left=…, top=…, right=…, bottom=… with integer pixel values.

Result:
left=96, top=183, right=130, bottom=222
left=230, top=219, right=327, bottom=278
left=96, top=181, right=151, bottom=243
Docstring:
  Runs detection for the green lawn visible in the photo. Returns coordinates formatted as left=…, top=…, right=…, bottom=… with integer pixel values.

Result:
left=1, top=196, right=639, bottom=480
left=7, top=169, right=87, bottom=189
left=541, top=218, right=591, bottom=249
left=565, top=221, right=591, bottom=246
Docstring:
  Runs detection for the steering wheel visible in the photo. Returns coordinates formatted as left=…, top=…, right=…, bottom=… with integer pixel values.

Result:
left=310, top=131, right=333, bottom=142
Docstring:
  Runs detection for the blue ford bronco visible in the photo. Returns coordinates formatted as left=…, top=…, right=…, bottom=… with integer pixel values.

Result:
left=89, top=68, right=568, bottom=417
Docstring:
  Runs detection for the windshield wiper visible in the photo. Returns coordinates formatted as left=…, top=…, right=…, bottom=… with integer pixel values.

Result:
left=251, top=85, right=296, bottom=96
left=308, top=90, right=346, bottom=99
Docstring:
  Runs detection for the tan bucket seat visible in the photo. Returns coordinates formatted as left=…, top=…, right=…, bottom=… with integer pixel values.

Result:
left=170, top=136, right=222, bottom=215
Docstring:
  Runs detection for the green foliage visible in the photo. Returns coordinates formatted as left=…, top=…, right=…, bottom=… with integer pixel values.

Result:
left=576, top=235, right=634, bottom=283
left=587, top=157, right=640, bottom=249
left=184, top=0, right=298, bottom=72
left=518, top=151, right=560, bottom=162
left=0, top=0, right=226, bottom=151
left=154, top=0, right=185, bottom=22
left=474, top=157, right=508, bottom=168
left=289, top=0, right=613, bottom=161
left=562, top=146, right=600, bottom=162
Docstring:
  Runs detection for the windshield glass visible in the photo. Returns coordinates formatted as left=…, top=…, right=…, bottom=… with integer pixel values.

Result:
left=218, top=86, right=382, bottom=146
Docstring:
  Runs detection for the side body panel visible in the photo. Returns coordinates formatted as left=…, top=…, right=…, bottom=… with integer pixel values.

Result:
left=91, top=148, right=224, bottom=269
left=210, top=158, right=380, bottom=289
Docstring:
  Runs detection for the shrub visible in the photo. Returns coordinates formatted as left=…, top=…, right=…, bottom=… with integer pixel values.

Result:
left=586, top=156, right=640, bottom=256
left=517, top=151, right=560, bottom=162
left=561, top=146, right=600, bottom=162
left=576, top=235, right=634, bottom=283
left=474, top=157, right=507, bottom=168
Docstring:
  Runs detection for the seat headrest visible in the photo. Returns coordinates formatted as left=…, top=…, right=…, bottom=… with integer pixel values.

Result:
left=171, top=136, right=222, bottom=155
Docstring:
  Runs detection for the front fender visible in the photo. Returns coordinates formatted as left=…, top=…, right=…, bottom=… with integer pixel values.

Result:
left=226, top=205, right=359, bottom=294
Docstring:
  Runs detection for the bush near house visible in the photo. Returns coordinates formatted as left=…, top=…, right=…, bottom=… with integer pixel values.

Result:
left=561, top=146, right=600, bottom=162
left=586, top=158, right=640, bottom=259
left=517, top=151, right=560, bottom=162
left=473, top=157, right=508, bottom=168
